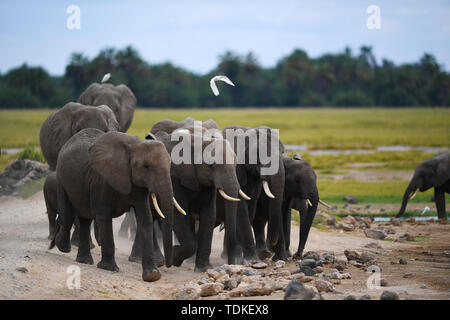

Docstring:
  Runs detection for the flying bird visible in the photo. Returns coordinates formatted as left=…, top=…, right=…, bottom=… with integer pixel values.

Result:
left=101, top=73, right=111, bottom=83
left=210, top=75, right=235, bottom=96
left=421, top=206, right=430, bottom=215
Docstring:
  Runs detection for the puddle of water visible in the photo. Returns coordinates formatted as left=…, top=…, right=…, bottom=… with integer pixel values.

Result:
left=284, top=145, right=448, bottom=155
left=1, top=148, right=24, bottom=155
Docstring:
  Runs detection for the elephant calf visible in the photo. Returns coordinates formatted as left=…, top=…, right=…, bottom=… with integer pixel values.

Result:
left=397, top=152, right=450, bottom=219
left=50, top=128, right=177, bottom=282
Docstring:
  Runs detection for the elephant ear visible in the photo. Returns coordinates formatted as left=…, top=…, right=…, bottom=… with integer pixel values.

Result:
left=77, top=83, right=100, bottom=105
left=89, top=132, right=139, bottom=194
left=431, top=155, right=450, bottom=187
left=116, top=84, right=137, bottom=112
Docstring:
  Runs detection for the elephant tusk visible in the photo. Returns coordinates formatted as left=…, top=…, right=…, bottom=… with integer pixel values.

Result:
left=262, top=180, right=275, bottom=199
left=306, top=199, right=312, bottom=207
left=239, top=189, right=251, bottom=200
left=409, top=189, right=419, bottom=200
left=151, top=193, right=165, bottom=219
left=319, top=199, right=332, bottom=208
left=173, top=197, right=186, bottom=216
left=219, top=189, right=240, bottom=202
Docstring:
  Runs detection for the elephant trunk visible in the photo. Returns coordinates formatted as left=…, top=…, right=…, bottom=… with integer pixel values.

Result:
left=153, top=178, right=174, bottom=267
left=396, top=182, right=416, bottom=218
left=264, top=160, right=285, bottom=246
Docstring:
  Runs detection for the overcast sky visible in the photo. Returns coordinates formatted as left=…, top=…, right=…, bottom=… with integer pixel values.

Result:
left=1, top=0, right=449, bottom=75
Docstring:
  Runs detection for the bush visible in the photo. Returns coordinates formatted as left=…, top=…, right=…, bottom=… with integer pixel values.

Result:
left=18, top=147, right=45, bottom=163
left=331, top=90, right=374, bottom=106
left=0, top=86, right=41, bottom=108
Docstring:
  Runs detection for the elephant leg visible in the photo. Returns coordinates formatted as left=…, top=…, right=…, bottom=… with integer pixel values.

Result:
left=53, top=184, right=74, bottom=253
left=96, top=218, right=119, bottom=272
left=129, top=207, right=137, bottom=240
left=283, top=205, right=292, bottom=257
left=71, top=217, right=80, bottom=247
left=118, top=211, right=131, bottom=238
left=195, top=193, right=216, bottom=272
left=253, top=216, right=272, bottom=260
left=271, top=204, right=291, bottom=261
left=173, top=214, right=196, bottom=267
left=153, top=222, right=165, bottom=267
left=434, top=186, right=447, bottom=220
left=47, top=210, right=57, bottom=241
left=134, top=200, right=160, bottom=282
left=296, top=204, right=317, bottom=258
left=76, top=217, right=94, bottom=265
left=236, top=202, right=258, bottom=262
left=93, top=220, right=101, bottom=247
left=129, top=226, right=142, bottom=263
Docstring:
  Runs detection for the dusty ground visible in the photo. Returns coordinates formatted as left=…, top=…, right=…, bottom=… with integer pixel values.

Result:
left=0, top=192, right=449, bottom=300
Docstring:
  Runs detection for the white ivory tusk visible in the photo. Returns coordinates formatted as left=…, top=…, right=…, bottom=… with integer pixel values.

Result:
left=409, top=189, right=419, bottom=200
left=306, top=199, right=312, bottom=207
left=239, top=189, right=251, bottom=200
left=219, top=189, right=240, bottom=202
left=173, top=197, right=186, bottom=216
left=152, top=193, right=165, bottom=219
left=262, top=180, right=275, bottom=199
left=319, top=199, right=332, bottom=208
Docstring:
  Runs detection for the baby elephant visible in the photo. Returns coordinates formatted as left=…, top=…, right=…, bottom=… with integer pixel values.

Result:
left=50, top=128, right=176, bottom=282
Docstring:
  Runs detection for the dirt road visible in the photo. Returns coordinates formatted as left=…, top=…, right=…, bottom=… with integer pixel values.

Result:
left=0, top=192, right=449, bottom=300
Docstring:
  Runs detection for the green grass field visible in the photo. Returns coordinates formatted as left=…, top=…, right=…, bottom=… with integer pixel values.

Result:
left=1, top=107, right=449, bottom=209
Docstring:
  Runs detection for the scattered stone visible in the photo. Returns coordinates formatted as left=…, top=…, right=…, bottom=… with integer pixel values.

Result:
left=274, top=260, right=286, bottom=269
left=274, top=269, right=291, bottom=277
left=314, top=279, right=334, bottom=293
left=327, top=217, right=337, bottom=226
left=406, top=235, right=416, bottom=241
left=341, top=223, right=355, bottom=232
left=175, top=282, right=201, bottom=300
left=300, top=259, right=317, bottom=268
left=314, top=266, right=324, bottom=273
left=242, top=268, right=258, bottom=276
left=344, top=295, right=357, bottom=300
left=289, top=274, right=314, bottom=283
left=284, top=280, right=315, bottom=300
left=403, top=273, right=414, bottom=279
left=199, top=283, right=224, bottom=297
left=364, top=229, right=387, bottom=240
left=241, top=283, right=273, bottom=297
left=420, top=285, right=427, bottom=289
left=385, top=227, right=396, bottom=235
left=344, top=195, right=358, bottom=204
left=344, top=249, right=360, bottom=261
left=391, top=217, right=402, bottom=226
left=321, top=252, right=335, bottom=264
left=303, top=251, right=321, bottom=261
left=380, top=291, right=399, bottom=300
left=399, top=258, right=407, bottom=265
left=341, top=273, right=352, bottom=279
left=330, top=271, right=342, bottom=280
left=406, top=217, right=416, bottom=223
left=15, top=267, right=28, bottom=273
left=344, top=215, right=359, bottom=226
left=252, top=262, right=268, bottom=269
left=359, top=294, right=371, bottom=300
left=364, top=242, right=382, bottom=249
left=298, top=265, right=316, bottom=276
left=359, top=251, right=377, bottom=263
left=223, top=278, right=239, bottom=290
left=380, top=279, right=388, bottom=287
left=332, top=259, right=347, bottom=271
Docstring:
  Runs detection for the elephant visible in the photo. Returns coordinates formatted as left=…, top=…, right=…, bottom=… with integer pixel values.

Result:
left=220, top=125, right=285, bottom=263
left=40, top=102, right=119, bottom=171
left=44, top=172, right=98, bottom=247
left=256, top=153, right=329, bottom=260
left=145, top=128, right=242, bottom=272
left=78, top=83, right=137, bottom=132
left=397, top=152, right=450, bottom=219
left=49, top=128, right=177, bottom=282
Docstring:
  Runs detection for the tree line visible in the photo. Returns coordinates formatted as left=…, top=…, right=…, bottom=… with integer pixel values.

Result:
left=0, top=45, right=449, bottom=108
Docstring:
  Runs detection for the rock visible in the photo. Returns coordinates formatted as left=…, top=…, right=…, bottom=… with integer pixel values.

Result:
left=344, top=195, right=358, bottom=204
left=359, top=251, right=377, bottom=263
left=403, top=273, right=413, bottom=279
left=242, top=268, right=258, bottom=276
left=303, top=251, right=321, bottom=261
left=314, top=266, right=324, bottom=273
left=344, top=215, right=359, bottom=226
left=390, top=217, right=402, bottom=226
left=289, top=274, right=314, bottom=283
left=341, top=273, right=352, bottom=279
left=364, top=229, right=387, bottom=240
left=284, top=280, right=315, bottom=300
left=344, top=295, right=357, bottom=300
left=274, top=269, right=291, bottom=277
left=420, top=284, right=427, bottom=289
left=15, top=267, right=28, bottom=273
left=380, top=279, right=388, bottom=287
left=330, top=271, right=342, bottom=279
left=321, top=252, right=335, bottom=264
left=341, top=223, right=355, bottom=232
left=200, top=283, right=224, bottom=297
left=274, top=260, right=286, bottom=269
left=344, top=249, right=360, bottom=261
left=175, top=282, right=201, bottom=300
left=327, top=217, right=337, bottom=226
left=314, top=279, right=334, bottom=293
left=223, top=278, right=239, bottom=290
left=0, top=159, right=49, bottom=196
left=300, top=259, right=317, bottom=268
left=385, top=227, right=396, bottom=235
left=399, top=258, right=407, bottom=265
left=241, top=283, right=273, bottom=297
left=406, top=217, right=416, bottom=223
left=252, top=262, right=268, bottom=269
left=364, top=242, right=382, bottom=249
left=332, top=259, right=347, bottom=271
left=228, top=264, right=246, bottom=275
left=298, top=265, right=316, bottom=276
left=359, top=294, right=371, bottom=300
left=406, top=235, right=415, bottom=241
left=380, top=291, right=399, bottom=300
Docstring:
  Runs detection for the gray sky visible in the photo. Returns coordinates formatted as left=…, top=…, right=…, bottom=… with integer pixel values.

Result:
left=1, top=0, right=449, bottom=75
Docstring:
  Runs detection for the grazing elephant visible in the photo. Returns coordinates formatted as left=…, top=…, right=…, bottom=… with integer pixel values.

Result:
left=397, top=152, right=450, bottom=219
left=146, top=128, right=242, bottom=272
left=50, top=128, right=176, bottom=282
left=78, top=83, right=137, bottom=132
left=40, top=102, right=119, bottom=171
left=257, top=153, right=329, bottom=260
left=221, top=125, right=285, bottom=262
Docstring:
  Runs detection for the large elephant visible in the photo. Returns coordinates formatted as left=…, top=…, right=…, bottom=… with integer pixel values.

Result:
left=78, top=83, right=137, bottom=132
left=146, top=128, right=242, bottom=272
left=50, top=128, right=176, bottom=282
left=257, top=153, right=328, bottom=260
left=397, top=152, right=450, bottom=219
left=40, top=102, right=119, bottom=170
left=221, top=125, right=285, bottom=262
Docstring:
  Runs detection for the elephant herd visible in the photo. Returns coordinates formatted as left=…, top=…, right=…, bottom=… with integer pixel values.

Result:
left=39, top=80, right=449, bottom=283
